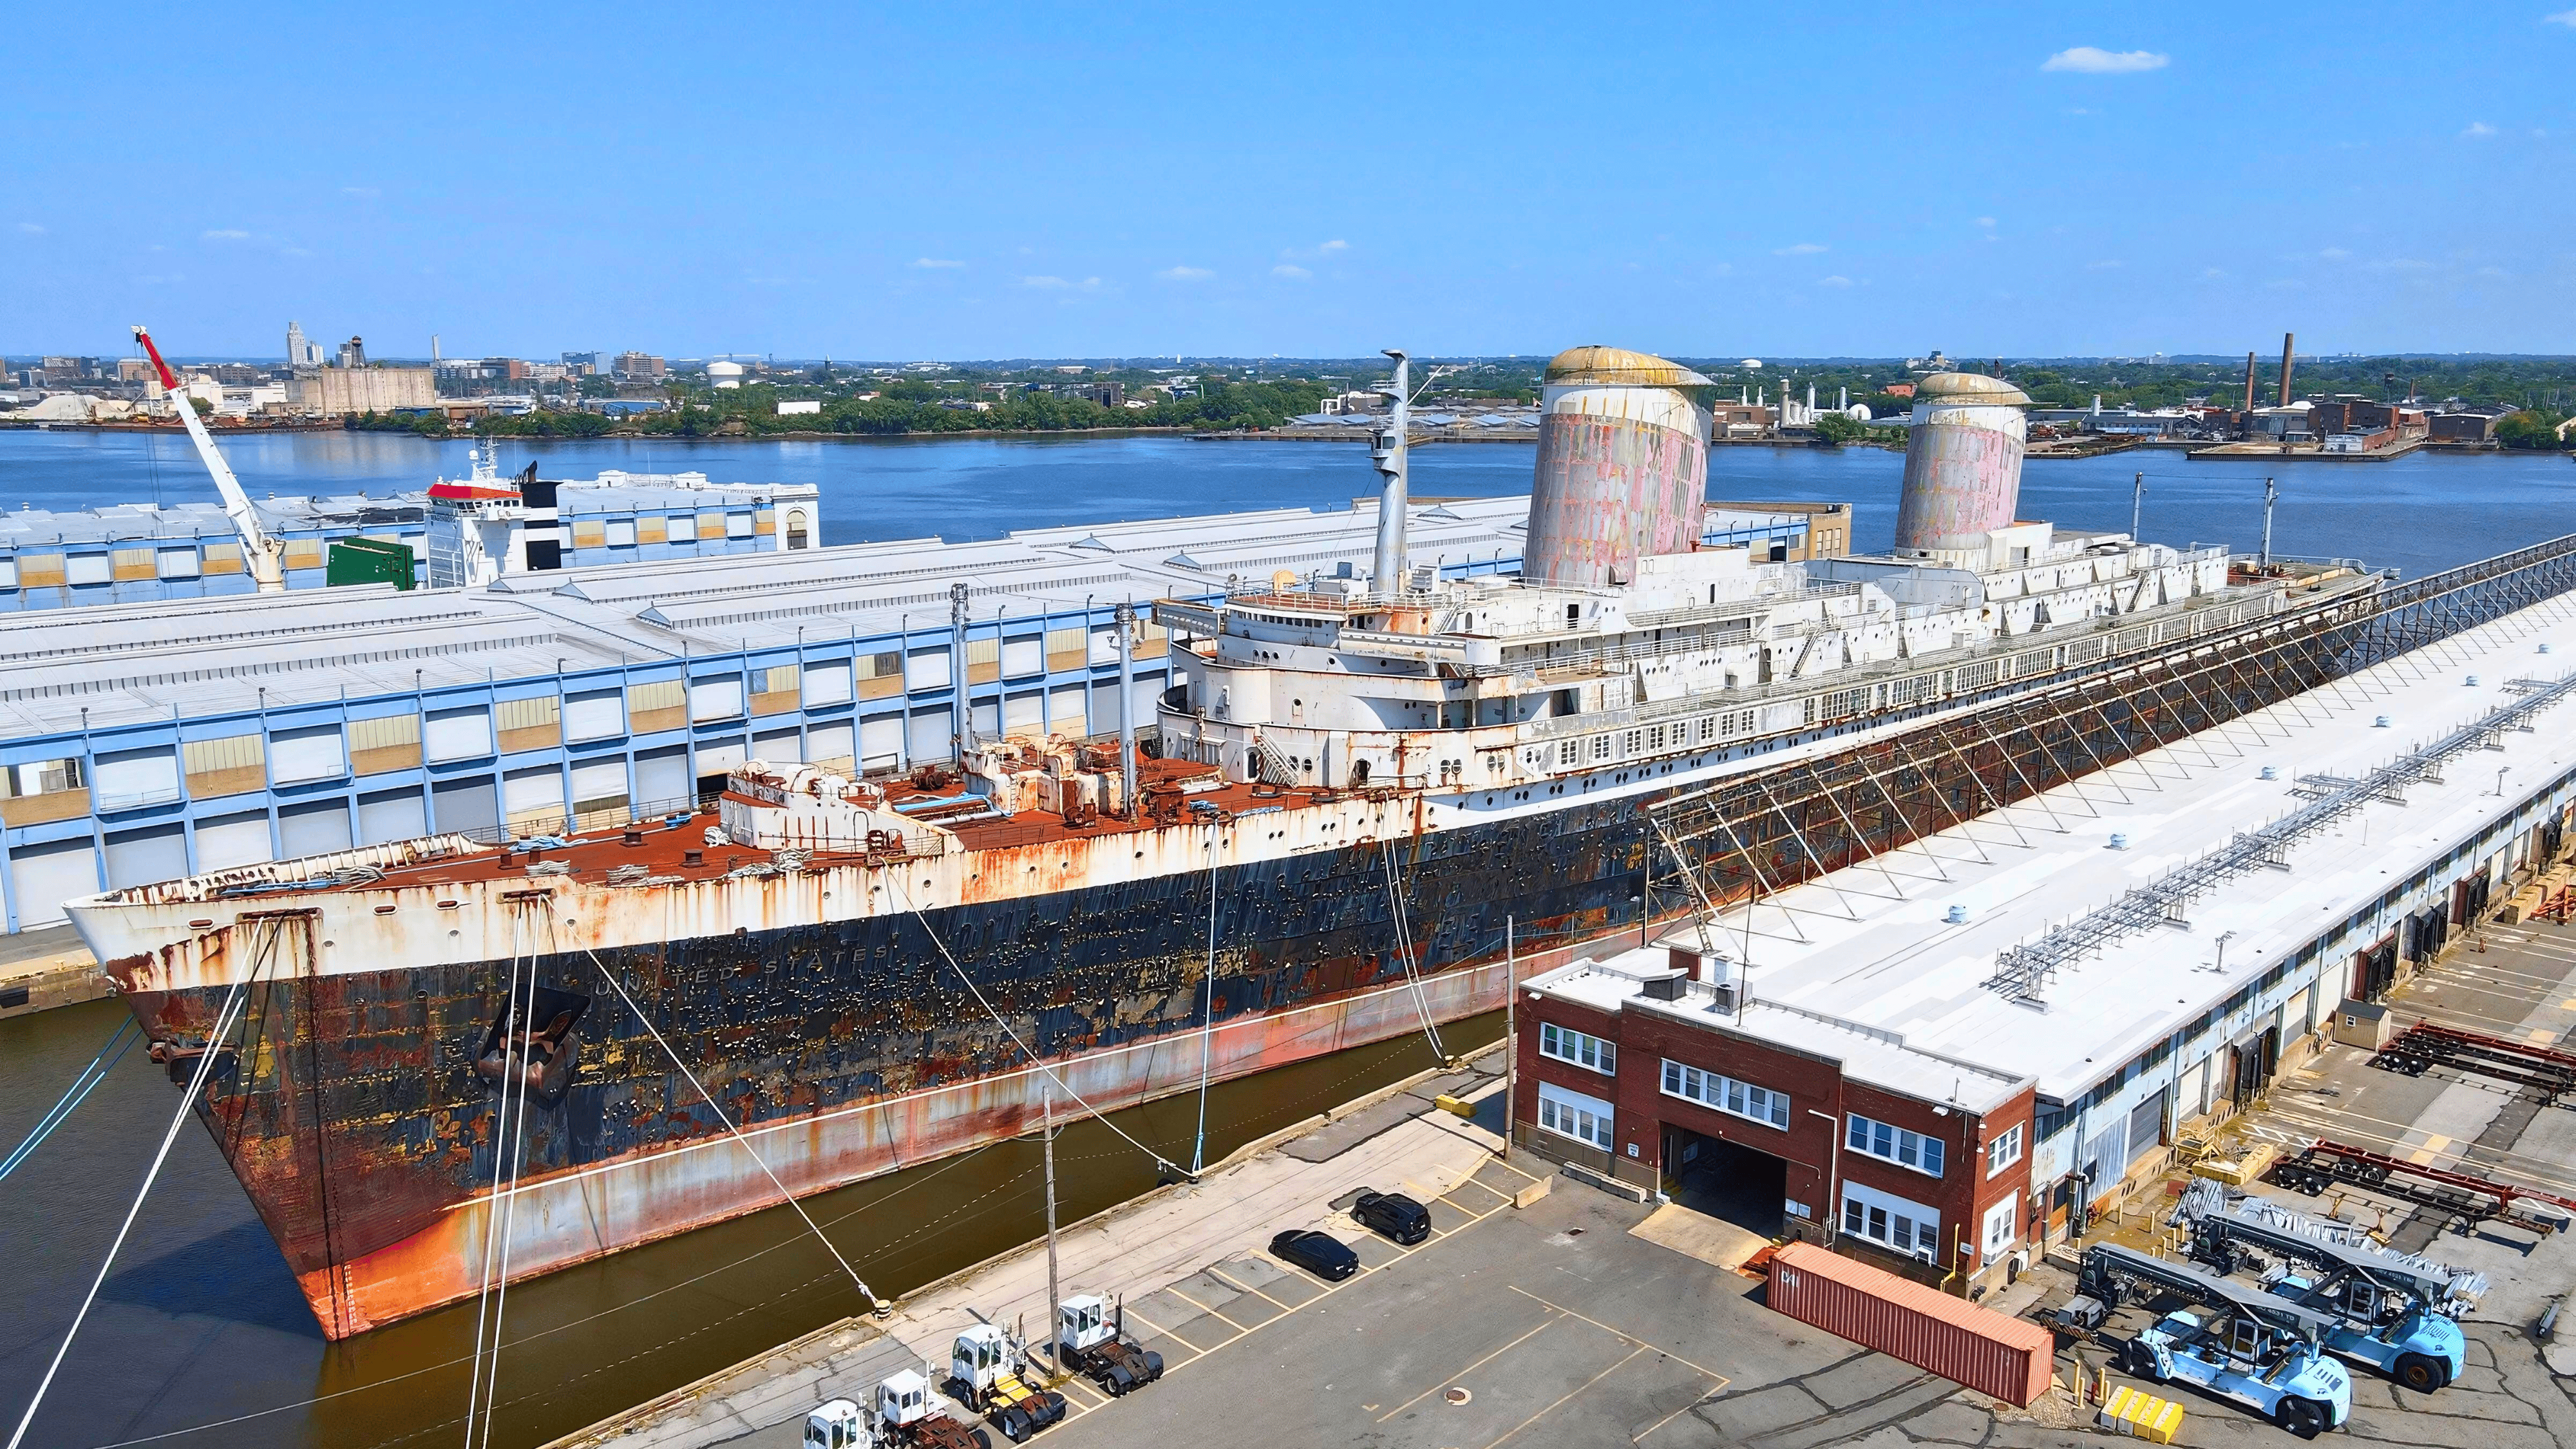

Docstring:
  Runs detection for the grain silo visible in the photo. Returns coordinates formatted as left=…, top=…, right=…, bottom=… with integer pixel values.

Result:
left=1522, top=346, right=1714, bottom=588
left=1891, top=372, right=2034, bottom=557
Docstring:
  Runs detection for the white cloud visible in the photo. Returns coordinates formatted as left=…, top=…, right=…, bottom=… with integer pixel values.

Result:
left=14, top=222, right=42, bottom=234
left=2461, top=121, right=2497, bottom=138
left=1320, top=239, right=1348, bottom=252
left=2085, top=259, right=2124, bottom=270
left=1974, top=216, right=1996, bottom=228
left=1774, top=242, right=1827, bottom=256
left=2319, top=247, right=2352, bottom=260
left=281, top=247, right=314, bottom=259
left=2042, top=47, right=2170, bottom=74
left=2200, top=267, right=2230, bottom=280
left=341, top=186, right=380, bottom=199
left=1817, top=274, right=1853, bottom=288
left=202, top=229, right=251, bottom=241
left=2064, top=106, right=2094, bottom=116
left=2478, top=265, right=2511, bottom=278
left=1156, top=265, right=1214, bottom=281
left=911, top=258, right=965, bottom=269
left=2548, top=8, right=2576, bottom=26
left=1271, top=263, right=1311, bottom=279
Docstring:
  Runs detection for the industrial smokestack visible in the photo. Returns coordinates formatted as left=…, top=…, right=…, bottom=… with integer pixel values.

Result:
left=1368, top=350, right=1411, bottom=591
left=519, top=465, right=561, bottom=571
left=2278, top=332, right=2295, bottom=407
left=2242, top=352, right=2257, bottom=415
left=1522, top=346, right=1713, bottom=588
left=1891, top=372, right=2033, bottom=558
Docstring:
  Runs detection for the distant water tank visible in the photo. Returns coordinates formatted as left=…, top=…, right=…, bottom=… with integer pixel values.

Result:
left=1892, top=372, right=2032, bottom=556
left=1523, top=346, right=1713, bottom=588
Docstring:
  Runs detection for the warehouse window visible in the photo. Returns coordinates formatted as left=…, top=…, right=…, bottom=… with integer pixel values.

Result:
left=1539, top=1022, right=1615, bottom=1075
left=1981, top=1198, right=2016, bottom=1260
left=1663, top=1061, right=1789, bottom=1129
left=1841, top=1180, right=1940, bottom=1260
left=1847, top=1113, right=1945, bottom=1178
left=1985, top=1124, right=2023, bottom=1179
left=1535, top=1083, right=1613, bottom=1151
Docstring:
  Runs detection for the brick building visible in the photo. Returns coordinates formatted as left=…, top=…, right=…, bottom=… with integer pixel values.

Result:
left=1515, top=941, right=2038, bottom=1296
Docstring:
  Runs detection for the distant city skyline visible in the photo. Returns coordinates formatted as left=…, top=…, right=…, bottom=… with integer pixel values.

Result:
left=5, top=6, right=2571, bottom=359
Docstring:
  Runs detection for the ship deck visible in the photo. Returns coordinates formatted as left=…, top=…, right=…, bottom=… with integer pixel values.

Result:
left=199, top=755, right=1365, bottom=900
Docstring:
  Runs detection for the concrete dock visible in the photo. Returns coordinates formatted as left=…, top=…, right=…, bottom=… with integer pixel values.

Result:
left=547, top=1052, right=1524, bottom=1449
left=0, top=923, right=102, bottom=1020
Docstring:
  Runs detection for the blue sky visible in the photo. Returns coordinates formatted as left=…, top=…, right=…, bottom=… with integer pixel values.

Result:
left=6, top=5, right=2571, bottom=361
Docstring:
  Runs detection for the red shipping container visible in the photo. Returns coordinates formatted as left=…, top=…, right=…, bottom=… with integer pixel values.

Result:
left=1766, top=1242, right=2054, bottom=1407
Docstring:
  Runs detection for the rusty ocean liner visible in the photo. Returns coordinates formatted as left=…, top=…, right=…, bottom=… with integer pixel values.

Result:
left=64, top=348, right=2381, bottom=1338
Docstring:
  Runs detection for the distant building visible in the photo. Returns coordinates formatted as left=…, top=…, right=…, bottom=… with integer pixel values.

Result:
left=777, top=399, right=822, bottom=416
left=336, top=336, right=368, bottom=369
left=2429, top=408, right=2512, bottom=442
left=613, top=352, right=667, bottom=382
left=562, top=351, right=606, bottom=375
left=285, top=321, right=323, bottom=369
left=1710, top=402, right=1773, bottom=439
left=289, top=366, right=436, bottom=414
left=1070, top=381, right=1124, bottom=408
left=116, top=358, right=153, bottom=383
left=707, top=360, right=747, bottom=390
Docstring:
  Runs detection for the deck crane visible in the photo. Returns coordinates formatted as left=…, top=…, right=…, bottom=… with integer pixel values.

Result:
left=2076, top=1242, right=2353, bottom=1439
left=2176, top=1189, right=2473, bottom=1390
left=130, top=325, right=285, bottom=592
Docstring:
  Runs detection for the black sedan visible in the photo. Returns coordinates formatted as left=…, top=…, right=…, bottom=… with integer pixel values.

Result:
left=1269, top=1229, right=1359, bottom=1281
left=1351, top=1190, right=1431, bottom=1245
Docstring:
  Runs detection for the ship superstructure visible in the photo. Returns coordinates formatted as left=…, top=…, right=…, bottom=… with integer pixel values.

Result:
left=64, top=347, right=2378, bottom=1340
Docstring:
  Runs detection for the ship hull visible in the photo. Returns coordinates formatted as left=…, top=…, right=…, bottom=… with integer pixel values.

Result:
left=115, top=801, right=1662, bottom=1338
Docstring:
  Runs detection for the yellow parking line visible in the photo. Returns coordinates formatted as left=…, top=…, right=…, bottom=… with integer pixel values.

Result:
left=1374, top=1314, right=1561, bottom=1421
left=1160, top=1283, right=1247, bottom=1333
left=1204, top=1265, right=1293, bottom=1311
left=1504, top=1285, right=1731, bottom=1384
left=1479, top=1346, right=1645, bottom=1449
left=1115, top=1303, right=1207, bottom=1358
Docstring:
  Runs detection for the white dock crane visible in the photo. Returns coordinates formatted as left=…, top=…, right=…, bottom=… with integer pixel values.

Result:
left=131, top=324, right=287, bottom=592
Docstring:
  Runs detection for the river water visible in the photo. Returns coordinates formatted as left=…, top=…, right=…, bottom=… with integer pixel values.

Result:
left=1, top=430, right=2571, bottom=1448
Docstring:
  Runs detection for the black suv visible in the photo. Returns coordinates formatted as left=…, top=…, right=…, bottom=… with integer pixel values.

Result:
left=1271, top=1229, right=1359, bottom=1280
left=1352, top=1189, right=1431, bottom=1245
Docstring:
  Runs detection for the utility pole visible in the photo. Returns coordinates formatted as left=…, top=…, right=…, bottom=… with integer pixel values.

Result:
left=1501, top=916, right=1516, bottom=1160
left=2260, top=477, right=2279, bottom=569
left=2130, top=471, right=2145, bottom=542
left=1042, top=1085, right=1063, bottom=1378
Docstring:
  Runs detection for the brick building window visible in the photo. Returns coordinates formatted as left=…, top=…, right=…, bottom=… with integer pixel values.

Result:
left=1662, top=1060, right=1789, bottom=1129
left=1539, top=1022, right=1616, bottom=1075
left=1981, top=1198, right=2017, bottom=1258
left=1536, top=1083, right=1613, bottom=1151
left=1847, top=1113, right=1944, bottom=1177
left=1984, top=1124, right=2023, bottom=1178
left=1842, top=1180, right=1940, bottom=1260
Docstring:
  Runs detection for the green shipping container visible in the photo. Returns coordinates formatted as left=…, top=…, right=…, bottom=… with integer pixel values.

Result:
left=327, top=536, right=417, bottom=590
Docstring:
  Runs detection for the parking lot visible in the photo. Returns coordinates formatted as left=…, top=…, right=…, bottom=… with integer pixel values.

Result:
left=633, top=923, right=2576, bottom=1449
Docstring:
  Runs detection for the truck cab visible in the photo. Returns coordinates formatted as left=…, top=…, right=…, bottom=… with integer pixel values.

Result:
left=2269, top=1269, right=2464, bottom=1392
left=2132, top=1309, right=2351, bottom=1439
left=806, top=1399, right=873, bottom=1449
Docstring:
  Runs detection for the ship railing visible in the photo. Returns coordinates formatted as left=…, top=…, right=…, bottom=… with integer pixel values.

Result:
left=1511, top=576, right=2369, bottom=747
left=430, top=789, right=726, bottom=849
